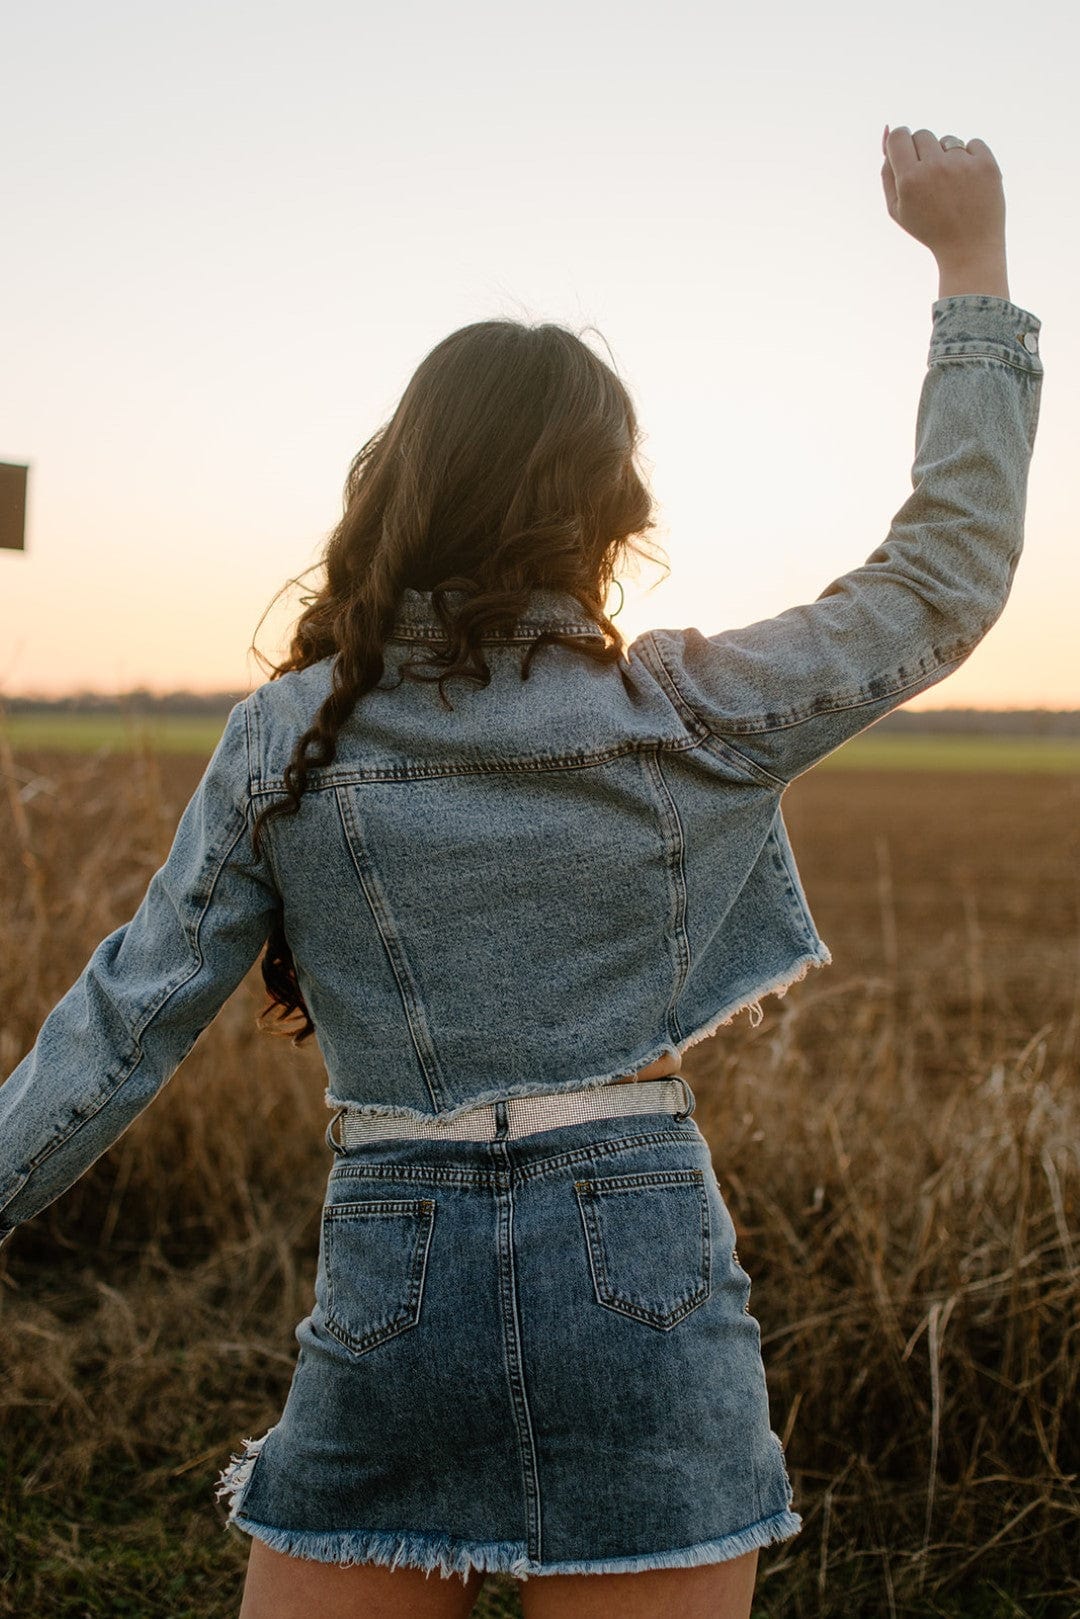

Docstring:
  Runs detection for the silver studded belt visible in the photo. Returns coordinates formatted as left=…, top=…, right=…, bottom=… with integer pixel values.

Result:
left=327, top=1075, right=695, bottom=1147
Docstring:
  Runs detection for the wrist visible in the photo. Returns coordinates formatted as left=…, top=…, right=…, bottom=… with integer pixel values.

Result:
left=936, top=248, right=1010, bottom=302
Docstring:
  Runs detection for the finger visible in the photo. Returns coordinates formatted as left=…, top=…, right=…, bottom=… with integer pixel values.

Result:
left=885, top=125, right=917, bottom=179
left=964, top=136, right=997, bottom=167
left=911, top=128, right=941, bottom=160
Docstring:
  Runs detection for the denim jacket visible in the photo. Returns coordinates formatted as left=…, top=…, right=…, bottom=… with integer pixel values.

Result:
left=0, top=295, right=1044, bottom=1250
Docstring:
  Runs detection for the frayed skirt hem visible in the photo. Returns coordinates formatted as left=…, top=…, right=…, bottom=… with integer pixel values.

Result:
left=220, top=1506, right=803, bottom=1580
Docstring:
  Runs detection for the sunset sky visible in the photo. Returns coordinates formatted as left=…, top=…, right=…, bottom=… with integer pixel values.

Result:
left=0, top=0, right=1073, bottom=707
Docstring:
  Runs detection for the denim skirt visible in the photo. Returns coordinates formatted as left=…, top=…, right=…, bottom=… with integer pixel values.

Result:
left=214, top=1086, right=802, bottom=1580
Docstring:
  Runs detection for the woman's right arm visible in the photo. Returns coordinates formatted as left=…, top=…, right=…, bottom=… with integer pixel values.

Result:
left=631, top=127, right=1044, bottom=787
left=636, top=292, right=1043, bottom=786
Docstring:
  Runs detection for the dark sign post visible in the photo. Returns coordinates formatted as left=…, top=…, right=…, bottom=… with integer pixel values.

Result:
left=0, top=462, right=29, bottom=551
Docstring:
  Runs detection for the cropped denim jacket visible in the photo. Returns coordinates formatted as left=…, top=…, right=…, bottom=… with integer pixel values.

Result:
left=0, top=295, right=1044, bottom=1250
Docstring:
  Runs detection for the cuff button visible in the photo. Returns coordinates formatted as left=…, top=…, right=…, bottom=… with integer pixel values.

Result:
left=1021, top=332, right=1039, bottom=354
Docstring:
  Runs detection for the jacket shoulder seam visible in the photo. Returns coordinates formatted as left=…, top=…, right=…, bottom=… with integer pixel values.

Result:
left=639, top=632, right=786, bottom=789
left=241, top=694, right=283, bottom=888
left=635, top=632, right=709, bottom=737
left=240, top=694, right=255, bottom=797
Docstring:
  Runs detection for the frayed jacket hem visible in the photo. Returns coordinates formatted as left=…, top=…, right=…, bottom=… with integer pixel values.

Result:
left=677, top=943, right=833, bottom=1045
left=320, top=944, right=833, bottom=1125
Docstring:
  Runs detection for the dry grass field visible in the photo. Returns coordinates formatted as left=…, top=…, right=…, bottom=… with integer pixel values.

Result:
left=1, top=733, right=1077, bottom=1618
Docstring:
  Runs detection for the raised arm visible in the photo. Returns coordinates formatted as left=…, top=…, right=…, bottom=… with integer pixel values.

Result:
left=634, top=127, right=1043, bottom=786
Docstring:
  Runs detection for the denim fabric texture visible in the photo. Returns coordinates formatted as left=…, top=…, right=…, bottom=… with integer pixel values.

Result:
left=213, top=1107, right=801, bottom=1577
left=0, top=293, right=1043, bottom=1574
left=0, top=294, right=1044, bottom=1246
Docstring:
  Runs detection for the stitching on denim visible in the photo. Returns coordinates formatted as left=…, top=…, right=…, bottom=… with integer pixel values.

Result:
left=18, top=798, right=254, bottom=1185
left=574, top=1174, right=711, bottom=1328
left=389, top=622, right=604, bottom=643
left=494, top=1151, right=544, bottom=1559
left=573, top=1168, right=706, bottom=1190
left=134, top=809, right=253, bottom=1038
left=0, top=1169, right=32, bottom=1220
left=636, top=631, right=708, bottom=734
left=738, top=646, right=979, bottom=737
left=519, top=1126, right=703, bottom=1185
left=929, top=349, right=1042, bottom=377
left=765, top=815, right=822, bottom=955
left=646, top=631, right=781, bottom=760
left=22, top=1043, right=147, bottom=1178
left=662, top=631, right=977, bottom=744
left=331, top=1163, right=497, bottom=1187
left=639, top=580, right=998, bottom=748
left=242, top=697, right=284, bottom=890
left=322, top=1201, right=435, bottom=1354
left=634, top=636, right=782, bottom=789
left=242, top=694, right=258, bottom=789
left=325, top=1126, right=700, bottom=1189
left=698, top=732, right=787, bottom=791
left=325, top=1198, right=437, bottom=1212
left=641, top=750, right=691, bottom=1041
left=643, top=634, right=787, bottom=788
left=250, top=732, right=702, bottom=793
left=334, top=787, right=444, bottom=1111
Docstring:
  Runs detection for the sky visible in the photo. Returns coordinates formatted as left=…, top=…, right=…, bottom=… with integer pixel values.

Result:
left=0, top=0, right=1075, bottom=708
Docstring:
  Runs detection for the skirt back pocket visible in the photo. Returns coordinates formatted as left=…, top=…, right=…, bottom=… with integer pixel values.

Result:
left=573, top=1168, right=711, bottom=1331
left=319, top=1198, right=436, bottom=1356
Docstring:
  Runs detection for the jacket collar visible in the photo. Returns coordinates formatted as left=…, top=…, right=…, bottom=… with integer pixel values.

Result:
left=389, top=586, right=607, bottom=642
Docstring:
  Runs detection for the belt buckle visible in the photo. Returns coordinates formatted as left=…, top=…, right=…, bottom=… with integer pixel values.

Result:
left=673, top=1076, right=696, bottom=1120
left=325, top=1106, right=348, bottom=1152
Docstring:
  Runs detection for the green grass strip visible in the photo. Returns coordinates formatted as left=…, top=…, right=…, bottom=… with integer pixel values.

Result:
left=2, top=714, right=1079, bottom=771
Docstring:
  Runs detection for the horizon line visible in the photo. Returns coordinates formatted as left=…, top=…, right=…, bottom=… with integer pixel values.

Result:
left=1, top=688, right=1078, bottom=716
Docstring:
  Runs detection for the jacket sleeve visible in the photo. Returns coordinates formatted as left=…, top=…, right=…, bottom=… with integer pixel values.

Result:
left=0, top=698, right=280, bottom=1251
left=635, top=294, right=1044, bottom=786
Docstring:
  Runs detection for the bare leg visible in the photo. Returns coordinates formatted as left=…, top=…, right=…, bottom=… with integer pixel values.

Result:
left=518, top=1547, right=760, bottom=1619
left=237, top=1536, right=487, bottom=1619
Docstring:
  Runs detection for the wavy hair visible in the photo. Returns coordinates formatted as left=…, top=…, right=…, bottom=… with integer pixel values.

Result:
left=246, top=318, right=667, bottom=1042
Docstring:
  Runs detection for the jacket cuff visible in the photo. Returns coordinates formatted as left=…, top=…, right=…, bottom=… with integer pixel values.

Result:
left=929, top=294, right=1043, bottom=376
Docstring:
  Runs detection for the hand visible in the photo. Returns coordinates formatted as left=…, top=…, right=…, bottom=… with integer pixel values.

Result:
left=881, top=124, right=1007, bottom=266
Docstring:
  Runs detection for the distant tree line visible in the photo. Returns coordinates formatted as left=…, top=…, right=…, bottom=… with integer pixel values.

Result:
left=880, top=708, right=1080, bottom=735
left=1, top=689, right=249, bottom=716
left=1, top=690, right=1078, bottom=734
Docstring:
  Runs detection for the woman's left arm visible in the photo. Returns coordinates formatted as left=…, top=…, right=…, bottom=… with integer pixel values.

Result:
left=0, top=698, right=280, bottom=1251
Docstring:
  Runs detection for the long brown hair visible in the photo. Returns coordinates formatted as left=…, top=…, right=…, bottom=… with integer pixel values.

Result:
left=247, top=318, right=667, bottom=1042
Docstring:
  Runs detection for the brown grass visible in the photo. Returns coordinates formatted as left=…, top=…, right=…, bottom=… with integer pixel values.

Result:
left=1, top=741, right=1077, bottom=1618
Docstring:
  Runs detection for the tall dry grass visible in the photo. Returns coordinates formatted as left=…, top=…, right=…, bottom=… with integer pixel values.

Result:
left=1, top=733, right=1077, bottom=1617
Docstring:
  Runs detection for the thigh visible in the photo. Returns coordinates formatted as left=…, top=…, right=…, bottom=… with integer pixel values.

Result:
left=238, top=1536, right=486, bottom=1619
left=518, top=1547, right=759, bottom=1619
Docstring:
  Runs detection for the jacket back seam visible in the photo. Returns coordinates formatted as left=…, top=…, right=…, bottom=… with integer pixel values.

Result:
left=248, top=733, right=705, bottom=791
left=243, top=694, right=285, bottom=892
left=333, top=786, right=444, bottom=1111
left=640, top=750, right=691, bottom=1042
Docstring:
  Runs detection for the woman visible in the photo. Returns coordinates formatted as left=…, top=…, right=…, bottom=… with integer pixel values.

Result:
left=0, top=124, right=1043, bottom=1619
